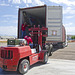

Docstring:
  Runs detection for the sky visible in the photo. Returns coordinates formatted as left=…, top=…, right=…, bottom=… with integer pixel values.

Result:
left=0, top=0, right=75, bottom=37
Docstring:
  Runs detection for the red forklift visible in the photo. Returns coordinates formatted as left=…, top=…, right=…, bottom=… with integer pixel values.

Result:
left=0, top=25, right=48, bottom=74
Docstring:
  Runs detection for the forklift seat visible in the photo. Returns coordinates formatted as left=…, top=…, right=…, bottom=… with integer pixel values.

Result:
left=31, top=48, right=36, bottom=54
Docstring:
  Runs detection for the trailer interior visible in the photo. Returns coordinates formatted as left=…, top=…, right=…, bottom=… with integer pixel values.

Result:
left=18, top=6, right=46, bottom=37
left=18, top=6, right=47, bottom=49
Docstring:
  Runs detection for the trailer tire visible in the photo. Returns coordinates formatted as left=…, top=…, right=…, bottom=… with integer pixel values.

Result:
left=18, top=59, right=29, bottom=74
left=45, top=44, right=53, bottom=56
left=43, top=52, right=48, bottom=64
left=48, top=44, right=53, bottom=56
left=61, top=43, right=65, bottom=48
left=62, top=45, right=65, bottom=48
left=48, top=47, right=53, bottom=56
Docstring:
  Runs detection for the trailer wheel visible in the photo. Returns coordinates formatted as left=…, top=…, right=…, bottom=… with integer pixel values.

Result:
left=48, top=47, right=53, bottom=56
left=45, top=44, right=52, bottom=56
left=61, top=43, right=65, bottom=48
left=48, top=44, right=53, bottom=56
left=43, top=52, right=48, bottom=64
left=18, top=59, right=29, bottom=74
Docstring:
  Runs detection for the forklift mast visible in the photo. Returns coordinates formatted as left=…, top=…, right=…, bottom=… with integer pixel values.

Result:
left=29, top=25, right=48, bottom=49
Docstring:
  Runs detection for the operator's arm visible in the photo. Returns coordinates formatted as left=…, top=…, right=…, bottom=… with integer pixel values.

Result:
left=30, top=39, right=33, bottom=44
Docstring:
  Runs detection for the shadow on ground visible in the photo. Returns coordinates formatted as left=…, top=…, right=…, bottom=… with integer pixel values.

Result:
left=0, top=62, right=49, bottom=75
left=52, top=46, right=64, bottom=52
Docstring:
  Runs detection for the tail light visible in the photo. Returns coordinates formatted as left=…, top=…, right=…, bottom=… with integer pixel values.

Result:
left=1, top=50, right=13, bottom=59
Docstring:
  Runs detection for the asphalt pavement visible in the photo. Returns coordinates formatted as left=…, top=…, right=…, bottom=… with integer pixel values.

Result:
left=0, top=59, right=75, bottom=75
left=0, top=42, right=75, bottom=75
left=50, top=42, right=75, bottom=60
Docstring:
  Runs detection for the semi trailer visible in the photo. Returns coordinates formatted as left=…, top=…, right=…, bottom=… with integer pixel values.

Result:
left=18, top=5, right=67, bottom=56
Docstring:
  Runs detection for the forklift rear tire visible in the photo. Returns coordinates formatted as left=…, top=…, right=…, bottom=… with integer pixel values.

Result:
left=43, top=52, right=48, bottom=64
left=18, top=59, right=29, bottom=74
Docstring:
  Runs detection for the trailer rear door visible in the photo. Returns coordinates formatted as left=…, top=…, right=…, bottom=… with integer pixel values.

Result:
left=46, top=6, right=62, bottom=42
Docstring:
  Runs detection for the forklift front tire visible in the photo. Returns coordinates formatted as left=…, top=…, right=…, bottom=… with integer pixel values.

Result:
left=43, top=52, right=48, bottom=64
left=18, top=59, right=29, bottom=74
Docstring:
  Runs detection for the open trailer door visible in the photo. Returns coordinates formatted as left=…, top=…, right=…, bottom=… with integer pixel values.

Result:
left=46, top=6, right=63, bottom=42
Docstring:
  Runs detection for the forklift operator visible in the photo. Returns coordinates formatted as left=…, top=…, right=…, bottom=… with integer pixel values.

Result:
left=24, top=34, right=33, bottom=48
